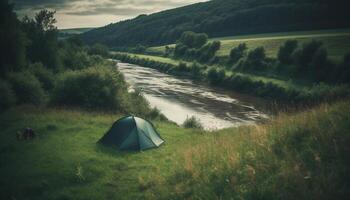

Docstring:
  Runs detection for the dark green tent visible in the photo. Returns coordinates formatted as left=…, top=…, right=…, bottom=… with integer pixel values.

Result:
left=99, top=116, right=164, bottom=151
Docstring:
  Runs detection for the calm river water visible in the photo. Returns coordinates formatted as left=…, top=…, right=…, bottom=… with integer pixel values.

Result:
left=117, top=62, right=270, bottom=130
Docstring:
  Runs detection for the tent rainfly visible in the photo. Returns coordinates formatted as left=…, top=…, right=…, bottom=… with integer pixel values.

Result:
left=98, top=116, right=164, bottom=151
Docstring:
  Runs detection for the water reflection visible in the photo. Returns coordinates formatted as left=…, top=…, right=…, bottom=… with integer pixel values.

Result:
left=117, top=62, right=269, bottom=130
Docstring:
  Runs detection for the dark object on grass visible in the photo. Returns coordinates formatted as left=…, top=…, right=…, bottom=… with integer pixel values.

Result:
left=98, top=116, right=164, bottom=151
left=18, top=128, right=36, bottom=140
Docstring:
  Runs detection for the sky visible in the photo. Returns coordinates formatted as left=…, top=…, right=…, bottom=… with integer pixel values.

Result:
left=11, top=0, right=207, bottom=29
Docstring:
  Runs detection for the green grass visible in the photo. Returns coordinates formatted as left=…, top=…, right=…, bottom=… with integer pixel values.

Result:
left=147, top=29, right=350, bottom=61
left=1, top=101, right=349, bottom=199
left=0, top=105, right=202, bottom=200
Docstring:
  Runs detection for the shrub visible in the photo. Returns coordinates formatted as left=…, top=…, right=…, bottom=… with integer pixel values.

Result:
left=88, top=43, right=109, bottom=57
left=293, top=40, right=323, bottom=67
left=183, top=116, right=203, bottom=129
left=52, top=66, right=127, bottom=111
left=310, top=48, right=331, bottom=81
left=229, top=43, right=247, bottom=64
left=278, top=40, right=298, bottom=65
left=177, top=62, right=188, bottom=71
left=198, top=41, right=221, bottom=63
left=0, top=79, right=16, bottom=111
left=337, top=53, right=350, bottom=84
left=28, top=62, right=55, bottom=91
left=238, top=47, right=267, bottom=71
left=190, top=62, right=202, bottom=77
left=207, top=67, right=225, bottom=84
left=7, top=71, right=46, bottom=105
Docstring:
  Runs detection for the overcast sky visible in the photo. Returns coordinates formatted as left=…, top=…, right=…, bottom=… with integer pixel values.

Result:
left=11, top=0, right=207, bottom=29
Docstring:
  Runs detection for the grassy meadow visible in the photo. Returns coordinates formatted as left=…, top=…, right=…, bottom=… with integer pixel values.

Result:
left=1, top=101, right=349, bottom=199
left=147, top=29, right=350, bottom=61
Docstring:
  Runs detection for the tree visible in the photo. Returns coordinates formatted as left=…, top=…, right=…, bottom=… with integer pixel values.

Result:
left=22, top=9, right=60, bottom=71
left=335, top=53, right=350, bottom=84
left=89, top=43, right=109, bottom=57
left=179, top=31, right=196, bottom=48
left=179, top=31, right=208, bottom=49
left=278, top=40, right=298, bottom=65
left=229, top=43, right=247, bottom=64
left=293, top=40, right=323, bottom=67
left=0, top=0, right=27, bottom=75
left=193, top=33, right=208, bottom=49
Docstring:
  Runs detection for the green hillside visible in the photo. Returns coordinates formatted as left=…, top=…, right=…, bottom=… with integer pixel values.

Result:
left=81, top=0, right=350, bottom=47
left=147, top=29, right=350, bottom=61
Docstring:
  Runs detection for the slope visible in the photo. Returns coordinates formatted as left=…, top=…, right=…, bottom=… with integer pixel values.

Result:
left=81, top=0, right=350, bottom=47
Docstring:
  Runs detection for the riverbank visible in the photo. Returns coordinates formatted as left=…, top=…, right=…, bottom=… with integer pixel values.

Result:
left=117, top=62, right=270, bottom=130
left=112, top=52, right=349, bottom=105
left=1, top=100, right=349, bottom=199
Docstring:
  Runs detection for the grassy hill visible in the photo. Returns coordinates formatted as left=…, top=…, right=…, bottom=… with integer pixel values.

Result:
left=147, top=29, right=350, bottom=61
left=81, top=0, right=350, bottom=47
left=1, top=101, right=349, bottom=199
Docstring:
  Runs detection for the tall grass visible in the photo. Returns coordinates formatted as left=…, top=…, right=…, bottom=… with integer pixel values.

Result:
left=1, top=101, right=349, bottom=199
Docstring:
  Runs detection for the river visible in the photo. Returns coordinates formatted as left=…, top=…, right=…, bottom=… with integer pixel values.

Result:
left=117, top=62, right=270, bottom=130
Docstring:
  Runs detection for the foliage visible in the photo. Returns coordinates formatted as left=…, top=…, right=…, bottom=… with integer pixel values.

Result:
left=183, top=116, right=203, bottom=129
left=7, top=71, right=46, bottom=105
left=174, top=33, right=221, bottom=65
left=207, top=67, right=226, bottom=84
left=0, top=0, right=26, bottom=75
left=278, top=40, right=298, bottom=64
left=52, top=66, right=127, bottom=111
left=335, top=53, right=350, bottom=84
left=28, top=62, right=55, bottom=91
left=88, top=43, right=109, bottom=57
left=229, top=43, right=247, bottom=64
left=22, top=9, right=61, bottom=71
left=179, top=31, right=208, bottom=49
left=0, top=79, right=16, bottom=111
left=236, top=47, right=268, bottom=71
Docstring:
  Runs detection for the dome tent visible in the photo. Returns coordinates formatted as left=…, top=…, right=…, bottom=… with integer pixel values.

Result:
left=99, top=116, right=164, bottom=151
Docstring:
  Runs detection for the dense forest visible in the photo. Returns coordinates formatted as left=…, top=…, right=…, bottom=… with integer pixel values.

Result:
left=81, top=0, right=350, bottom=47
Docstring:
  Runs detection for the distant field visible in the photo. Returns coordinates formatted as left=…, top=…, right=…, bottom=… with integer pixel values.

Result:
left=147, top=29, right=350, bottom=61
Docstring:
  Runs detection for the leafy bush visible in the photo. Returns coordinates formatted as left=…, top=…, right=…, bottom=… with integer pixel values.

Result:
left=198, top=41, right=221, bottom=63
left=88, top=43, right=109, bottom=57
left=52, top=66, right=127, bottom=111
left=179, top=31, right=208, bottom=49
left=278, top=40, right=298, bottom=65
left=0, top=79, right=16, bottom=111
left=177, top=62, right=188, bottom=71
left=293, top=40, right=323, bottom=67
left=28, top=62, right=55, bottom=91
left=207, top=67, right=225, bottom=84
left=183, top=116, right=203, bottom=129
left=174, top=43, right=188, bottom=58
left=336, top=53, right=350, bottom=84
left=229, top=43, right=247, bottom=64
left=7, top=71, right=46, bottom=105
left=237, top=47, right=268, bottom=71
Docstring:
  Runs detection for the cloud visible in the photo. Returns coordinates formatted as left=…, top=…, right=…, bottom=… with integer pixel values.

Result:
left=11, top=0, right=207, bottom=28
